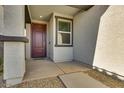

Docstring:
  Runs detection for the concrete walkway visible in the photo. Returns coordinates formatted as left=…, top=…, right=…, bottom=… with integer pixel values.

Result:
left=59, top=72, right=108, bottom=88
left=23, top=59, right=108, bottom=88
left=56, top=61, right=91, bottom=74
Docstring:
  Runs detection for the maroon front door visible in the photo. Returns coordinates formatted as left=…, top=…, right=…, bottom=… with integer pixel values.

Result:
left=31, top=23, right=46, bottom=58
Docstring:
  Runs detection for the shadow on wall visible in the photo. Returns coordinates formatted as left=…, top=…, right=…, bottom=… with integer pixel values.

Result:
left=90, top=6, right=109, bottom=66
left=74, top=5, right=109, bottom=66
left=0, top=42, right=3, bottom=74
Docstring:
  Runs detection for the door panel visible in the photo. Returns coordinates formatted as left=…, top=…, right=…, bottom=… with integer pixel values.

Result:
left=31, top=23, right=46, bottom=58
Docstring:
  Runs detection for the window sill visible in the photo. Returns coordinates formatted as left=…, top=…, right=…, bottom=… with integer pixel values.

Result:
left=55, top=45, right=73, bottom=47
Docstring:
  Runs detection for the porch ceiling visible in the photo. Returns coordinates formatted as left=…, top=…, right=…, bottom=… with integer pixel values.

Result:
left=28, top=5, right=93, bottom=21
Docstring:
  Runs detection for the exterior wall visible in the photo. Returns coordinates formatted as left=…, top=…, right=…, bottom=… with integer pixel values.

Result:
left=3, top=6, right=25, bottom=36
left=93, top=6, right=124, bottom=77
left=73, top=6, right=108, bottom=65
left=46, top=23, right=50, bottom=58
left=0, top=42, right=3, bottom=60
left=3, top=5, right=25, bottom=87
left=25, top=24, right=31, bottom=60
left=54, top=47, right=73, bottom=62
left=4, top=42, right=25, bottom=79
left=0, top=5, right=4, bottom=35
left=49, top=15, right=54, bottom=59
left=0, top=5, right=4, bottom=66
left=49, top=13, right=73, bottom=62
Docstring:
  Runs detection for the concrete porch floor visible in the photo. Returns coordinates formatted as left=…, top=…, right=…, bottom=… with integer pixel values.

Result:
left=22, top=59, right=108, bottom=88
left=23, top=59, right=91, bottom=81
left=23, top=59, right=64, bottom=81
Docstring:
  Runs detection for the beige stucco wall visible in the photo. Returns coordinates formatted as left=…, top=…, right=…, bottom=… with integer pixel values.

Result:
left=73, top=6, right=108, bottom=65
left=93, top=6, right=124, bottom=77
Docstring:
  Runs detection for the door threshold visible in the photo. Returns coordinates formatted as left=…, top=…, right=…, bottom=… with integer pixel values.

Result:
left=31, top=57, right=48, bottom=60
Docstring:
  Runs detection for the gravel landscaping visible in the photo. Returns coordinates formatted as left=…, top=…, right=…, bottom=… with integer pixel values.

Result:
left=12, top=77, right=65, bottom=88
left=84, top=69, right=124, bottom=88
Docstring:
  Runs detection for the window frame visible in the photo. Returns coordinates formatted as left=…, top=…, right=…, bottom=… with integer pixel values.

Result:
left=55, top=16, right=73, bottom=47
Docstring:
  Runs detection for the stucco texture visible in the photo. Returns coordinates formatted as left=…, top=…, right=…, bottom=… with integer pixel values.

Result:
left=0, top=6, right=4, bottom=73
left=93, top=6, right=124, bottom=76
left=73, top=6, right=108, bottom=65
left=0, top=6, right=4, bottom=35
left=3, top=6, right=25, bottom=87
left=49, top=13, right=73, bottom=62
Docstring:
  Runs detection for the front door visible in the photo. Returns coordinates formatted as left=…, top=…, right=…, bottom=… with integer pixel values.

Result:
left=31, top=23, right=46, bottom=58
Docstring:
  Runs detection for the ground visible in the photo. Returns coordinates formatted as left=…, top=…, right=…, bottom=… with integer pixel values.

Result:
left=12, top=77, right=65, bottom=88
left=11, top=69, right=124, bottom=88
left=0, top=60, right=124, bottom=88
left=84, top=69, right=124, bottom=88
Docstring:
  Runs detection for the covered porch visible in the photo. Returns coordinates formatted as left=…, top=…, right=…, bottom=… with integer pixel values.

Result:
left=1, top=5, right=124, bottom=87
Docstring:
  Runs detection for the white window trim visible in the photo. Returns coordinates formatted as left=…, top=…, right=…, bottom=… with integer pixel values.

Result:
left=56, top=16, right=73, bottom=46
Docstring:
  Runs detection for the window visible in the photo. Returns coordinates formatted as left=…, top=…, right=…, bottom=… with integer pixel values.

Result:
left=56, top=16, right=73, bottom=46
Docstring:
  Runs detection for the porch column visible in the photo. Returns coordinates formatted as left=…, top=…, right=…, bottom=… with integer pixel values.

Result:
left=0, top=6, right=4, bottom=74
left=3, top=5, right=27, bottom=87
left=0, top=5, right=4, bottom=35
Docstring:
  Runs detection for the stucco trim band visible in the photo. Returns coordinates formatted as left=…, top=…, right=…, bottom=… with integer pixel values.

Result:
left=0, top=35, right=29, bottom=43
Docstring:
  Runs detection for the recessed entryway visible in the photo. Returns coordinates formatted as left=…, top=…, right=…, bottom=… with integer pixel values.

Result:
left=31, top=23, right=47, bottom=58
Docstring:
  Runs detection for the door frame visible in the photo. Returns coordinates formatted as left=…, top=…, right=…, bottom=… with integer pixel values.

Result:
left=31, top=22, right=47, bottom=58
